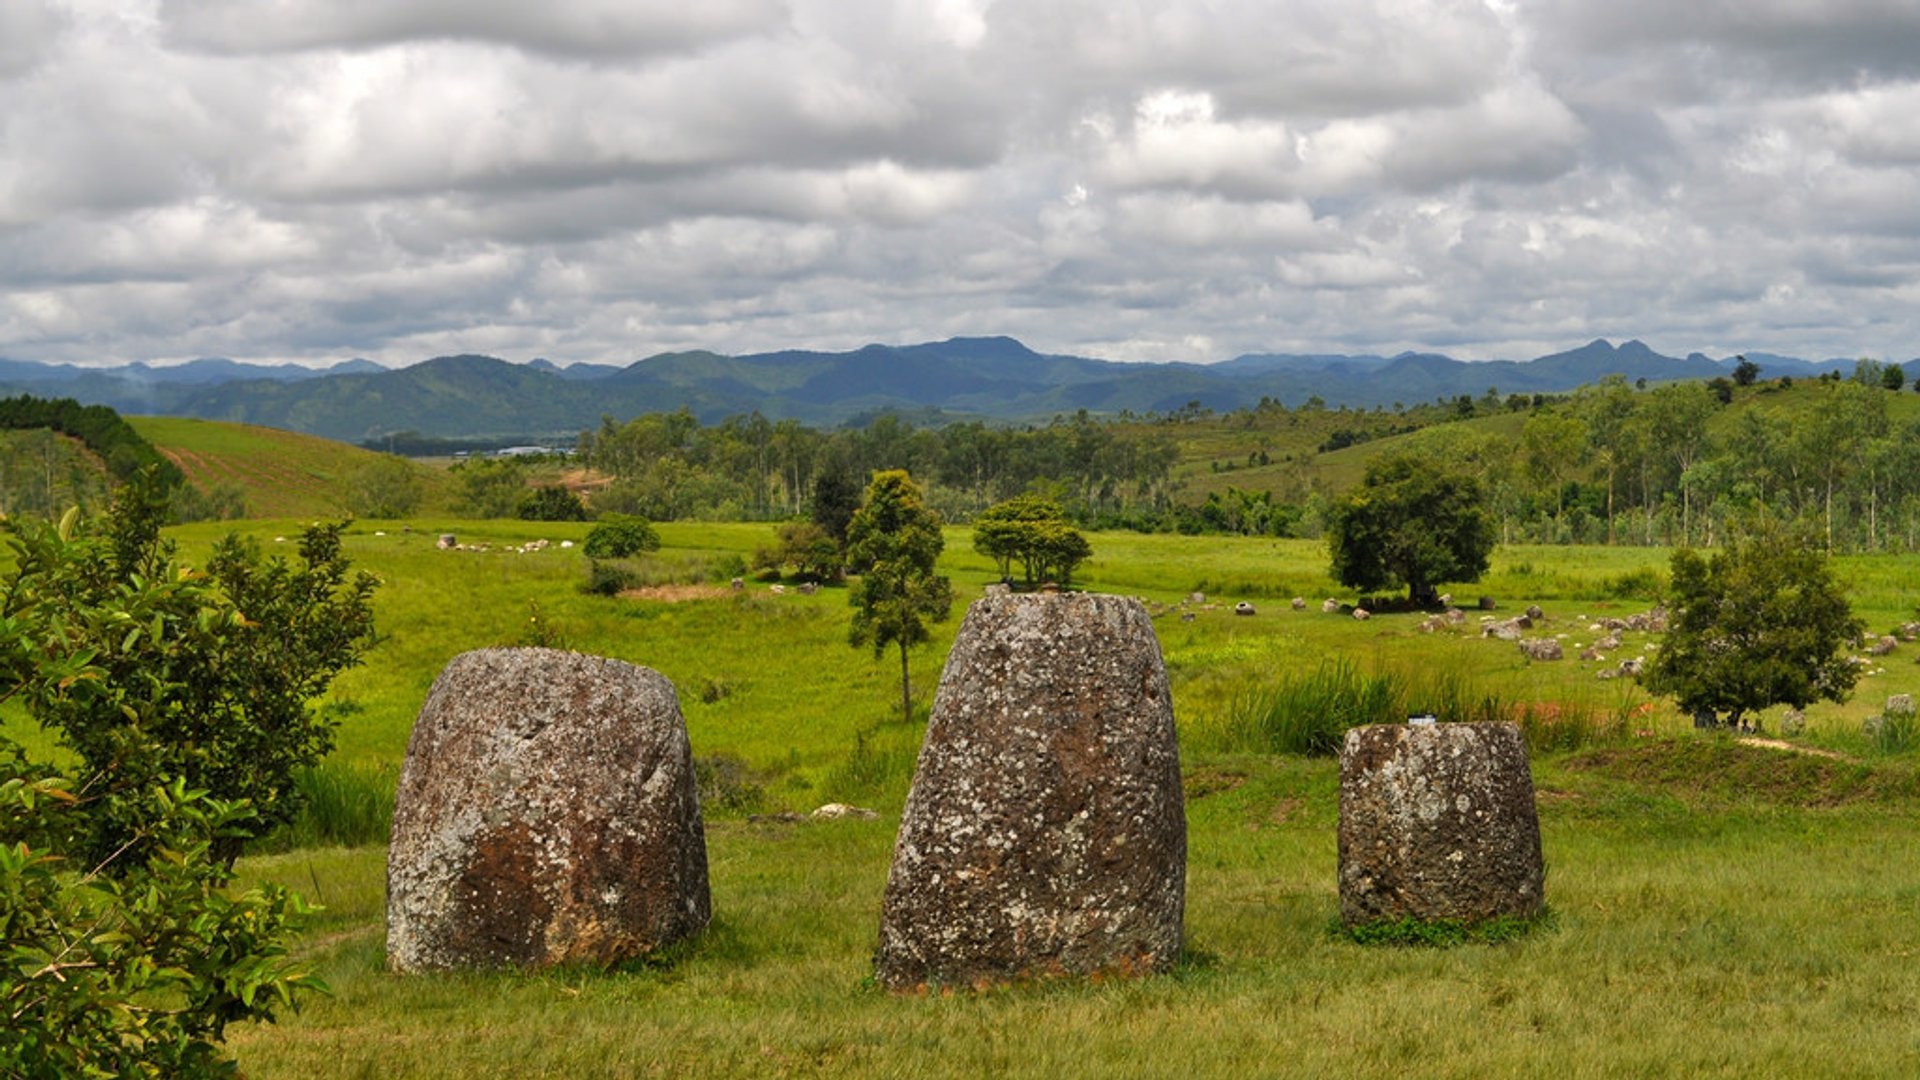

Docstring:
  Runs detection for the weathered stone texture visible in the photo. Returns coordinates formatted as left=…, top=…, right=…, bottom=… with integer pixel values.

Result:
left=387, top=648, right=710, bottom=972
left=876, top=592, right=1186, bottom=990
left=1338, top=722, right=1544, bottom=926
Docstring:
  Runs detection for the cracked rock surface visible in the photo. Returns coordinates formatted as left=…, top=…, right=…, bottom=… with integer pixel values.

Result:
left=876, top=593, right=1186, bottom=990
left=1338, top=722, right=1543, bottom=926
left=387, top=648, right=710, bottom=971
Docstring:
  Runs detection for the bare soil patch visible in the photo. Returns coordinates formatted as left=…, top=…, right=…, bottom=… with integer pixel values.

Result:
left=619, top=584, right=732, bottom=603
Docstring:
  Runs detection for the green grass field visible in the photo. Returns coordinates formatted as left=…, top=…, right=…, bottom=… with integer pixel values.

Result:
left=114, top=517, right=1916, bottom=1077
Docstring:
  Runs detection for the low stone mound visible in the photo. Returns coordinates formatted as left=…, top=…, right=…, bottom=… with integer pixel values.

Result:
left=876, top=592, right=1186, bottom=991
left=1338, top=722, right=1544, bottom=926
left=387, top=648, right=711, bottom=972
left=1519, top=638, right=1563, bottom=661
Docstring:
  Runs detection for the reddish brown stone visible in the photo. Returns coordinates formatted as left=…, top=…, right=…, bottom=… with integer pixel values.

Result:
left=876, top=593, right=1186, bottom=991
left=1338, top=722, right=1544, bottom=926
left=387, top=648, right=709, bottom=971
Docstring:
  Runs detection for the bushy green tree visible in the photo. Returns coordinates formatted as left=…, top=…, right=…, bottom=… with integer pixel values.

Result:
left=1327, top=454, right=1496, bottom=606
left=847, top=471, right=952, bottom=722
left=582, top=513, right=661, bottom=558
left=1643, top=520, right=1863, bottom=731
left=516, top=484, right=588, bottom=522
left=753, top=521, right=842, bottom=582
left=971, top=495, right=1093, bottom=588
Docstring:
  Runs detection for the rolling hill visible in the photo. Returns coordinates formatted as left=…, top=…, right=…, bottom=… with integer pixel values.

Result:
left=2, top=337, right=1904, bottom=442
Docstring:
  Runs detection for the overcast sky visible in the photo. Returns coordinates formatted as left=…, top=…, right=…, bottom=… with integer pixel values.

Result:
left=5, top=0, right=1920, bottom=368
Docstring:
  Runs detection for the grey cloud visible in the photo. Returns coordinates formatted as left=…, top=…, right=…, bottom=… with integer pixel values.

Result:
left=6, top=1, right=1920, bottom=370
left=158, top=0, right=789, bottom=59
left=0, top=0, right=67, bottom=78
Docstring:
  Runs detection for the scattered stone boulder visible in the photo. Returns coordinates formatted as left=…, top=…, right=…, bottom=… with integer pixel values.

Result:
left=1519, top=638, right=1563, bottom=661
left=387, top=648, right=710, bottom=972
left=798, top=581, right=819, bottom=596
left=1889, top=694, right=1914, bottom=714
left=1578, top=646, right=1604, bottom=662
left=1291, top=597, right=1307, bottom=611
left=1524, top=605, right=1545, bottom=621
left=769, top=584, right=786, bottom=595
left=1352, top=608, right=1371, bottom=621
left=985, top=582, right=1011, bottom=596
left=1338, top=722, right=1545, bottom=927
left=1869, top=636, right=1898, bottom=657
left=1233, top=601, right=1256, bottom=616
left=811, top=803, right=879, bottom=820
left=1618, top=657, right=1644, bottom=676
left=1188, top=591, right=1205, bottom=605
left=876, top=593, right=1185, bottom=991
left=1900, top=622, right=1920, bottom=642
left=1180, top=612, right=1195, bottom=622
left=436, top=533, right=457, bottom=550
left=1322, top=598, right=1341, bottom=614
left=1625, top=607, right=1669, bottom=633
left=1597, top=632, right=1623, bottom=652
left=1478, top=596, right=1497, bottom=611
left=1438, top=593, right=1452, bottom=607
left=1481, top=619, right=1526, bottom=642
left=731, top=577, right=745, bottom=591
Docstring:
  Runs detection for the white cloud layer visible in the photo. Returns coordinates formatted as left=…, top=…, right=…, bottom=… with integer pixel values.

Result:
left=4, top=0, right=1920, bottom=366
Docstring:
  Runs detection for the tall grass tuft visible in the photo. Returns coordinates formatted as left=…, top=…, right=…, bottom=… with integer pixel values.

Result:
left=1213, top=659, right=1403, bottom=755
left=265, top=762, right=397, bottom=850
left=1202, top=660, right=1636, bottom=756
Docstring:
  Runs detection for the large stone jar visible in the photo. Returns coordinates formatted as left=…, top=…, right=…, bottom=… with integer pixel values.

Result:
left=1337, top=721, right=1544, bottom=926
left=387, top=648, right=710, bottom=972
left=876, top=593, right=1186, bottom=990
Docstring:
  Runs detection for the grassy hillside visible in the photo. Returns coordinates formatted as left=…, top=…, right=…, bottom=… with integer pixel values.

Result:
left=131, top=415, right=451, bottom=519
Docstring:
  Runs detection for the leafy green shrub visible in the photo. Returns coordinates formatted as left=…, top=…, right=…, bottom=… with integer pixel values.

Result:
left=583, top=513, right=661, bottom=558
left=0, top=774, right=321, bottom=1076
left=0, top=476, right=364, bottom=1073
left=5, top=477, right=377, bottom=864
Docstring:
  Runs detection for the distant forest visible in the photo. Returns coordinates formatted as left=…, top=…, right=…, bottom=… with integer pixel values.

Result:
left=435, top=361, right=1920, bottom=554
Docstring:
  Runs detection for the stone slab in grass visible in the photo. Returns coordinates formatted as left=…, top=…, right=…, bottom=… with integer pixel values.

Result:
left=387, top=647, right=710, bottom=972
left=876, top=592, right=1186, bottom=991
left=1337, top=721, right=1544, bottom=928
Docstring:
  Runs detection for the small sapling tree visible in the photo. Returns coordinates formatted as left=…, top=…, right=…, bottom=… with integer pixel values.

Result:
left=1326, top=454, right=1496, bottom=606
left=1643, top=520, right=1863, bottom=731
left=847, top=470, right=952, bottom=722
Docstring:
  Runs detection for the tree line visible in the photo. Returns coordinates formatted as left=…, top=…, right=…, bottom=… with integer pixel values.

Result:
left=571, top=408, right=1179, bottom=526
